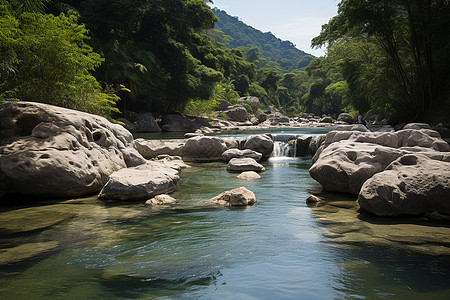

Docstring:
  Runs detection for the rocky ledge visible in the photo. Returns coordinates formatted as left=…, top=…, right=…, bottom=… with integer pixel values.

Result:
left=310, top=123, right=450, bottom=218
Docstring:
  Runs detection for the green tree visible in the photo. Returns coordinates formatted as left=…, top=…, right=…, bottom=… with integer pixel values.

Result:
left=0, top=1, right=119, bottom=117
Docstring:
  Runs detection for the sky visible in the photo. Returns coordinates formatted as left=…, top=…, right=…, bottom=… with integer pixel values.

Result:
left=208, top=0, right=339, bottom=57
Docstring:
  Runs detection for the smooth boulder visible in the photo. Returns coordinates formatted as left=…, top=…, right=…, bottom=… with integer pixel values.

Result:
left=0, top=101, right=145, bottom=199
left=159, top=114, right=210, bottom=132
left=237, top=171, right=261, bottom=180
left=135, top=139, right=185, bottom=159
left=225, top=106, right=248, bottom=122
left=209, top=187, right=257, bottom=207
left=243, top=134, right=274, bottom=161
left=227, top=158, right=265, bottom=173
left=182, top=136, right=227, bottom=162
left=145, top=194, right=177, bottom=206
left=358, top=154, right=450, bottom=216
left=98, top=161, right=180, bottom=201
left=222, top=148, right=263, bottom=162
left=310, top=125, right=450, bottom=195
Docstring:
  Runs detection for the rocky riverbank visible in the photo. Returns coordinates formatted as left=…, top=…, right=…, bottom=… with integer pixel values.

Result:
left=310, top=124, right=450, bottom=218
left=1, top=101, right=450, bottom=219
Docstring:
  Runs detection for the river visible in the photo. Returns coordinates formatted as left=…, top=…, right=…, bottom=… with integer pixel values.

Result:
left=1, top=127, right=449, bottom=299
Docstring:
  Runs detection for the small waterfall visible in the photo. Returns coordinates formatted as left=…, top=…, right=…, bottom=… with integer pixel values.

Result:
left=271, top=141, right=295, bottom=158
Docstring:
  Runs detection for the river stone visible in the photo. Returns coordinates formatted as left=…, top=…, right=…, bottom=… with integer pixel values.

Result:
left=227, top=158, right=265, bottom=173
left=306, top=195, right=321, bottom=203
left=98, top=161, right=180, bottom=201
left=220, top=137, right=238, bottom=149
left=222, top=149, right=263, bottom=162
left=0, top=207, right=74, bottom=235
left=320, top=116, right=333, bottom=123
left=296, top=136, right=313, bottom=157
left=358, top=154, right=450, bottom=217
left=145, top=194, right=177, bottom=206
left=134, top=113, right=161, bottom=132
left=237, top=171, right=261, bottom=180
left=0, top=101, right=146, bottom=199
left=182, top=136, right=227, bottom=162
left=403, top=123, right=432, bottom=130
left=243, top=134, right=274, bottom=161
left=135, top=139, right=185, bottom=159
left=217, top=99, right=230, bottom=111
left=225, top=105, right=248, bottom=122
left=310, top=141, right=407, bottom=194
left=337, top=113, right=354, bottom=124
left=159, top=114, right=210, bottom=132
left=209, top=187, right=257, bottom=207
left=0, top=241, right=59, bottom=265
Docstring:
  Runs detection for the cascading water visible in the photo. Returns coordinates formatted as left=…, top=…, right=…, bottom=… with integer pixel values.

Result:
left=271, top=141, right=295, bottom=158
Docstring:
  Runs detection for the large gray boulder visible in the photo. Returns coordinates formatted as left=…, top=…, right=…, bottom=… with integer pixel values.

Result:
left=135, top=139, right=185, bottom=159
left=98, top=161, right=180, bottom=201
left=358, top=154, right=450, bottom=216
left=238, top=96, right=260, bottom=113
left=227, top=158, right=265, bottom=173
left=222, top=149, right=262, bottom=162
left=209, top=187, right=257, bottom=207
left=243, top=134, right=274, bottom=161
left=182, top=136, right=228, bottom=162
left=134, top=114, right=161, bottom=132
left=310, top=141, right=407, bottom=194
left=225, top=106, right=248, bottom=122
left=310, top=125, right=450, bottom=195
left=159, top=114, right=210, bottom=132
left=0, top=101, right=145, bottom=199
left=337, top=113, right=354, bottom=124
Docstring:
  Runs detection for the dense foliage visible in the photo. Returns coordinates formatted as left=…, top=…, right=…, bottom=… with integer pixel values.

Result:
left=0, top=0, right=119, bottom=117
left=313, top=0, right=450, bottom=123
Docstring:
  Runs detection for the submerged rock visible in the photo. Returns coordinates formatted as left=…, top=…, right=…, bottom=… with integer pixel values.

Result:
left=0, top=101, right=145, bottom=199
left=358, top=154, right=450, bottom=217
left=0, top=241, right=59, bottom=265
left=227, top=158, right=265, bottom=173
left=145, top=194, right=177, bottom=206
left=209, top=187, right=257, bottom=207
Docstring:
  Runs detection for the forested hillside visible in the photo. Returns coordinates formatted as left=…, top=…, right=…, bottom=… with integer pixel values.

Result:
left=211, top=8, right=315, bottom=73
left=1, top=0, right=448, bottom=124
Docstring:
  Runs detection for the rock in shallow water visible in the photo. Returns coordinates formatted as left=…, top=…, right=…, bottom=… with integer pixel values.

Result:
left=237, top=171, right=261, bottom=180
left=182, top=136, right=227, bottom=162
left=310, top=124, right=450, bottom=195
left=358, top=154, right=450, bottom=217
left=209, top=187, right=257, bottom=207
left=227, top=158, right=265, bottom=173
left=98, top=161, right=180, bottom=201
left=145, top=194, right=177, bottom=206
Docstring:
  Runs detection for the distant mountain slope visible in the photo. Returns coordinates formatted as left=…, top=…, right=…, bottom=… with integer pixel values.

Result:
left=211, top=8, right=314, bottom=72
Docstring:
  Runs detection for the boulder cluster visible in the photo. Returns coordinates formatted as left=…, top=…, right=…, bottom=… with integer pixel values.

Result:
left=0, top=101, right=275, bottom=207
left=310, top=124, right=450, bottom=218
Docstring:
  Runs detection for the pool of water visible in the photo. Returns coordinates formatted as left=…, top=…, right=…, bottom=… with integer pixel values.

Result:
left=1, top=128, right=450, bottom=299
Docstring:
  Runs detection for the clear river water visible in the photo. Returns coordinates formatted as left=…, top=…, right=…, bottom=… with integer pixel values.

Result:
left=1, top=127, right=450, bottom=299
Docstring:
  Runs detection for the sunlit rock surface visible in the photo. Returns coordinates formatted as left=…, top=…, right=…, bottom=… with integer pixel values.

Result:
left=358, top=154, right=450, bottom=217
left=0, top=101, right=145, bottom=199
